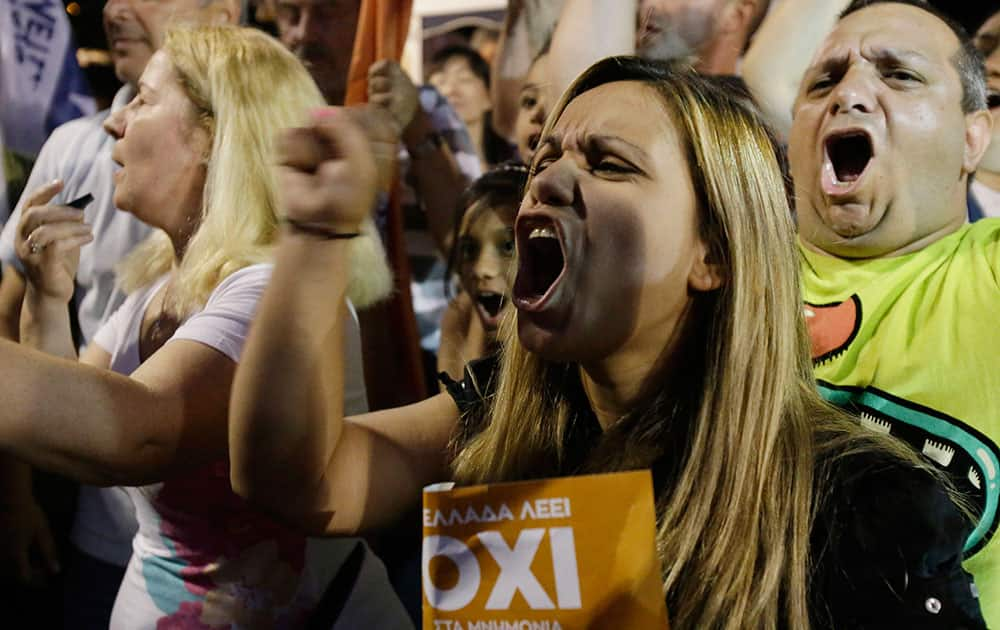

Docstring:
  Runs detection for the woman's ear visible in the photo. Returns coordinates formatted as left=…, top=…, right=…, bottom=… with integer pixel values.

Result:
left=688, top=240, right=725, bottom=292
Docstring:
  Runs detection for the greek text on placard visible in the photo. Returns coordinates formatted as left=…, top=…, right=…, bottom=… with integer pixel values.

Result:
left=423, top=527, right=583, bottom=612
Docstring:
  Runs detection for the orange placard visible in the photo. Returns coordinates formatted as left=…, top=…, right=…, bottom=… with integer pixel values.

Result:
left=422, top=471, right=670, bottom=629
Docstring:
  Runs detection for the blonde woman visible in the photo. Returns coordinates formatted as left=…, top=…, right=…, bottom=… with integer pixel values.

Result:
left=0, top=26, right=402, bottom=628
left=230, top=58, right=985, bottom=628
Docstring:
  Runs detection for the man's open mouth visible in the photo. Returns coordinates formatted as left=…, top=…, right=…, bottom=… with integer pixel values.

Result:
left=513, top=218, right=566, bottom=310
left=822, top=130, right=874, bottom=194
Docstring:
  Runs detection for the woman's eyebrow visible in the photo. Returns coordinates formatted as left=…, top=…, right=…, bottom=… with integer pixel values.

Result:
left=586, top=134, right=651, bottom=165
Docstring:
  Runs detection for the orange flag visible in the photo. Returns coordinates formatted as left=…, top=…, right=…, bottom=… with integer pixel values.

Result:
left=344, top=0, right=428, bottom=409
left=344, top=0, right=413, bottom=106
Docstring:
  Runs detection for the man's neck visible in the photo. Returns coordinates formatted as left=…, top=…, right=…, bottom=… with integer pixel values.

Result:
left=801, top=214, right=967, bottom=260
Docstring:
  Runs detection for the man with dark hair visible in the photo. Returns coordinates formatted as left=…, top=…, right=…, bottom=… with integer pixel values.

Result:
left=788, top=0, right=997, bottom=623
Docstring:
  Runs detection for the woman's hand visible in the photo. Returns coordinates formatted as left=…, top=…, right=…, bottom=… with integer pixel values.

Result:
left=276, top=108, right=381, bottom=234
left=15, top=181, right=93, bottom=302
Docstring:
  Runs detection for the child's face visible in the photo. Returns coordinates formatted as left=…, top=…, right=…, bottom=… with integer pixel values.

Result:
left=515, top=54, right=550, bottom=164
left=458, top=202, right=516, bottom=330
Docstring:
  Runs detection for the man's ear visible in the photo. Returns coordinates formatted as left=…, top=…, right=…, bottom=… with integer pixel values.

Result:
left=688, top=240, right=725, bottom=293
left=963, top=108, right=994, bottom=174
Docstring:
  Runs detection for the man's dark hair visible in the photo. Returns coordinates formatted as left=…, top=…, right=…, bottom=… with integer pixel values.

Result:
left=840, top=0, right=987, bottom=112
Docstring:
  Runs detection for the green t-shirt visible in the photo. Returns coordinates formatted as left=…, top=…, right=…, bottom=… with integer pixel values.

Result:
left=801, top=219, right=1000, bottom=624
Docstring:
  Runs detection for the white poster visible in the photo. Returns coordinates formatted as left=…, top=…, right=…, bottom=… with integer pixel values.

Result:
left=0, top=0, right=95, bottom=158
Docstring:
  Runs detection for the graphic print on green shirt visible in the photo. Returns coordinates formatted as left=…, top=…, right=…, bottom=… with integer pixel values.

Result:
left=800, top=219, right=1000, bottom=624
left=816, top=379, right=998, bottom=555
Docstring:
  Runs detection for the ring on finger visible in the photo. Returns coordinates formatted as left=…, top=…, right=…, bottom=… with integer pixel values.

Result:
left=28, top=238, right=41, bottom=254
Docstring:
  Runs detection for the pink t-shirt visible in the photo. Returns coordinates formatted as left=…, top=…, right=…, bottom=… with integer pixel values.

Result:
left=92, top=264, right=375, bottom=629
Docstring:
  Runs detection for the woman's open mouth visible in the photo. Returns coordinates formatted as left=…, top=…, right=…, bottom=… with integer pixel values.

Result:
left=513, top=216, right=567, bottom=312
left=821, top=129, right=874, bottom=196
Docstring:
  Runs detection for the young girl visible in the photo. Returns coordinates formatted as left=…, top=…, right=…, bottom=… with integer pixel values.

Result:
left=438, top=162, right=528, bottom=381
left=230, top=58, right=985, bottom=628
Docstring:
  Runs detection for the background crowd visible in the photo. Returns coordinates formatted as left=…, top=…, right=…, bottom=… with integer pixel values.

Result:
left=0, top=0, right=997, bottom=628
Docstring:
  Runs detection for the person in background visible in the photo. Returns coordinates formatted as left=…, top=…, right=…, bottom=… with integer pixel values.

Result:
left=429, top=45, right=518, bottom=170
left=229, top=57, right=984, bottom=628
left=512, top=46, right=551, bottom=164
left=273, top=0, right=480, bottom=406
left=970, top=9, right=1000, bottom=219
left=437, top=162, right=528, bottom=383
left=0, top=1, right=238, bottom=626
left=0, top=0, right=96, bottom=223
left=788, top=0, right=998, bottom=624
left=547, top=0, right=770, bottom=102
left=0, top=25, right=407, bottom=628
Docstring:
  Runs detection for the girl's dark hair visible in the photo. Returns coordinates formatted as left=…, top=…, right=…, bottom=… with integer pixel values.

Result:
left=429, top=45, right=518, bottom=166
left=445, top=161, right=530, bottom=296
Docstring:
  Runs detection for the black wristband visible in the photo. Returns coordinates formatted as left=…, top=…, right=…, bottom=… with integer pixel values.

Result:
left=282, top=218, right=361, bottom=240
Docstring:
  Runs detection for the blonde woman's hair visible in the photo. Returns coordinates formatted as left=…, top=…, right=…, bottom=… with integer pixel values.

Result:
left=117, top=25, right=392, bottom=314
left=451, top=58, right=930, bottom=629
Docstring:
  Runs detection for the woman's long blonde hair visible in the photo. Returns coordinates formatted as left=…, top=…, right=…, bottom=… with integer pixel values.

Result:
left=117, top=25, right=392, bottom=314
left=451, top=58, right=925, bottom=628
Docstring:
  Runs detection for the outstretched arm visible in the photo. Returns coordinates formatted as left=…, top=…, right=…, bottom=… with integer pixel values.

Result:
left=548, top=0, right=637, bottom=101
left=0, top=338, right=235, bottom=487
left=230, top=109, right=460, bottom=536
left=741, top=0, right=849, bottom=139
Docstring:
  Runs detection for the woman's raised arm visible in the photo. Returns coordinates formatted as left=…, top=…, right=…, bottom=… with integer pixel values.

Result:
left=229, top=109, right=461, bottom=536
